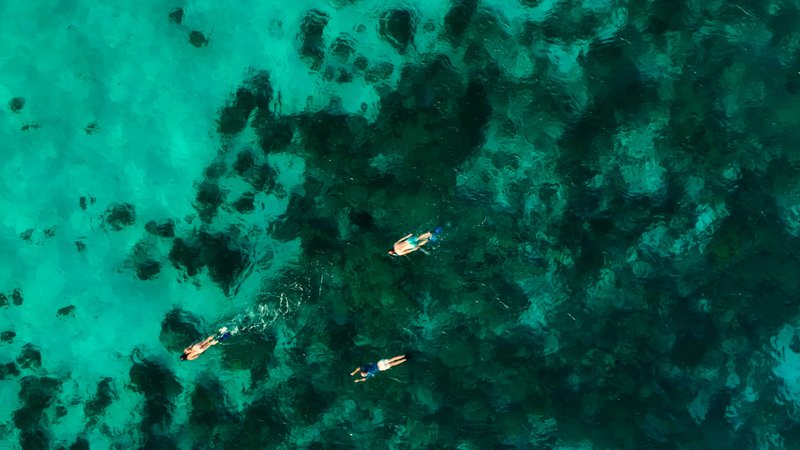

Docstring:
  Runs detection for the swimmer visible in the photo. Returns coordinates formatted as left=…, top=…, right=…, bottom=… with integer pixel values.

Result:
left=350, top=354, right=407, bottom=383
left=389, top=232, right=433, bottom=256
left=180, top=328, right=230, bottom=361
left=389, top=227, right=443, bottom=256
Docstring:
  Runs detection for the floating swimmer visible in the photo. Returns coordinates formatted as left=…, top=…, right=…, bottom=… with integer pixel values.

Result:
left=180, top=327, right=233, bottom=361
left=389, top=227, right=442, bottom=256
left=350, top=354, right=407, bottom=383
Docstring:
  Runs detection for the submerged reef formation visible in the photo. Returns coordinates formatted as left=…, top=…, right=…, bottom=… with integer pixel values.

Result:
left=7, top=1, right=800, bottom=449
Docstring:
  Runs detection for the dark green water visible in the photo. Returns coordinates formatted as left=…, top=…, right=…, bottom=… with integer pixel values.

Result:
left=4, top=1, right=800, bottom=449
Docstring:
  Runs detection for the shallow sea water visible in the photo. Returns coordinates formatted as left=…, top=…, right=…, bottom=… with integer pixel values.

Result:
left=1, top=0, right=800, bottom=449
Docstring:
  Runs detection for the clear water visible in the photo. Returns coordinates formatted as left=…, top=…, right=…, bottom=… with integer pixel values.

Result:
left=1, top=0, right=799, bottom=448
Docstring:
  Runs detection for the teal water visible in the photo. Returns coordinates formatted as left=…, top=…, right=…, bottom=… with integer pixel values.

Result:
left=2, top=0, right=800, bottom=448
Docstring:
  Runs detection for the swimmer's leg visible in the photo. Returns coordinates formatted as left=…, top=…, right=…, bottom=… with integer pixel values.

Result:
left=389, top=358, right=407, bottom=368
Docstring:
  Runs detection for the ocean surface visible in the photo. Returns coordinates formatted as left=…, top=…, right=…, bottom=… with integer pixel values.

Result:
left=1, top=0, right=800, bottom=448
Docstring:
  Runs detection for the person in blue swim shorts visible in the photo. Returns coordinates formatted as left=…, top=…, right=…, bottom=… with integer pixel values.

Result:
left=351, top=354, right=407, bottom=383
left=180, top=327, right=232, bottom=361
left=389, top=227, right=442, bottom=256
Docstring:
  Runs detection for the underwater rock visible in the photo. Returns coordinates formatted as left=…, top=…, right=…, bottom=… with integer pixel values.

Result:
left=128, top=357, right=182, bottom=426
left=282, top=377, right=334, bottom=426
left=298, top=10, right=329, bottom=70
left=67, top=436, right=90, bottom=450
left=75, top=240, right=86, bottom=252
left=135, top=259, right=162, bottom=281
left=218, top=88, right=256, bottom=134
left=159, top=307, right=203, bottom=354
left=1, top=330, right=15, bottom=343
left=230, top=396, right=288, bottom=447
left=255, top=118, right=293, bottom=153
left=353, top=55, right=368, bottom=71
left=233, top=149, right=256, bottom=175
left=491, top=151, right=520, bottom=170
left=0, top=361, right=20, bottom=380
left=56, top=305, right=75, bottom=317
left=220, top=331, right=276, bottom=373
left=189, top=379, right=236, bottom=438
left=198, top=231, right=248, bottom=296
left=9, top=96, right=25, bottom=112
left=189, top=30, right=208, bottom=47
left=444, top=0, right=478, bottom=42
left=233, top=192, right=255, bottom=213
left=104, top=203, right=136, bottom=231
left=84, top=121, right=99, bottom=135
left=168, top=237, right=203, bottom=277
left=84, top=377, right=116, bottom=422
left=271, top=194, right=342, bottom=255
left=456, top=78, right=492, bottom=152
left=168, top=7, right=184, bottom=24
left=78, top=196, right=95, bottom=210
left=11, top=288, right=23, bottom=306
left=216, top=71, right=272, bottom=135
left=19, top=228, right=33, bottom=240
left=141, top=434, right=179, bottom=449
left=127, top=240, right=162, bottom=281
left=19, top=429, right=51, bottom=450
left=17, top=344, right=42, bottom=369
left=670, top=315, right=719, bottom=367
left=248, top=163, right=277, bottom=192
left=204, top=161, right=227, bottom=179
left=290, top=112, right=367, bottom=172
left=364, top=61, right=394, bottom=83
left=379, top=9, right=416, bottom=53
left=246, top=70, right=274, bottom=111
left=348, top=210, right=375, bottom=230
left=14, top=376, right=60, bottom=429
left=334, top=69, right=353, bottom=83
left=194, top=180, right=225, bottom=222
left=331, top=34, right=355, bottom=63
left=234, top=152, right=278, bottom=191
left=0, top=293, right=6, bottom=307
left=144, top=219, right=175, bottom=238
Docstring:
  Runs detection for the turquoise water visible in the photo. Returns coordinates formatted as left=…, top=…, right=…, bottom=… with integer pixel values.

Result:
left=2, top=0, right=800, bottom=448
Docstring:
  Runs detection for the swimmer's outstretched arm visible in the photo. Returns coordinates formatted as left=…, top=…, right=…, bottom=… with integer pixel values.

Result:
left=350, top=368, right=368, bottom=383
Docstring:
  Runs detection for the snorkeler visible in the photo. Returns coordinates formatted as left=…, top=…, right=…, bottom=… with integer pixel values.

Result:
left=389, top=227, right=442, bottom=256
left=180, top=327, right=232, bottom=361
left=350, top=355, right=407, bottom=383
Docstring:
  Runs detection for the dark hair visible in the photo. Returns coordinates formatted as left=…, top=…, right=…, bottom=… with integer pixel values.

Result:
left=179, top=353, right=188, bottom=361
